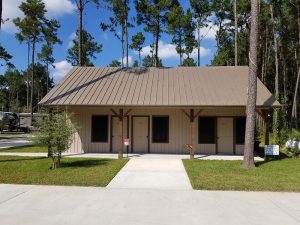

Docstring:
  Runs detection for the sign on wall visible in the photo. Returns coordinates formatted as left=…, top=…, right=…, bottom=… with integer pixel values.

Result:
left=123, top=138, right=130, bottom=146
left=264, top=145, right=280, bottom=155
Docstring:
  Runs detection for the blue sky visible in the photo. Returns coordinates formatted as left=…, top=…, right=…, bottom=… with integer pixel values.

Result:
left=0, top=0, right=217, bottom=83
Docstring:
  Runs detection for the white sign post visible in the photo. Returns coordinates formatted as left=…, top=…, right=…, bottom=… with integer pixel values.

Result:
left=123, top=138, right=130, bottom=158
left=264, top=145, right=280, bottom=156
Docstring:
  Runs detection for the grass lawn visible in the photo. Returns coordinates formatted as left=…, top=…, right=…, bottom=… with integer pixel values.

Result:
left=183, top=157, right=300, bottom=192
left=0, top=145, right=47, bottom=153
left=0, top=156, right=128, bottom=187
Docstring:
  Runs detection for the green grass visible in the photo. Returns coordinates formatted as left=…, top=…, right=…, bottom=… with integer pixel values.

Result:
left=0, top=145, right=47, bottom=153
left=0, top=156, right=128, bottom=187
left=183, top=157, right=300, bottom=192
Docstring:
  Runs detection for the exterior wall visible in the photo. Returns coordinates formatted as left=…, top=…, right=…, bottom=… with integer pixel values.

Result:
left=67, top=107, right=246, bottom=154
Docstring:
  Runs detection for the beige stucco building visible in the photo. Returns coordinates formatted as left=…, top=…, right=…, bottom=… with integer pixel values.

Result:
left=40, top=66, right=279, bottom=155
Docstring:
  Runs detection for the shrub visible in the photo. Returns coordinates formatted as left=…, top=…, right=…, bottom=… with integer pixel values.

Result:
left=36, top=111, right=77, bottom=169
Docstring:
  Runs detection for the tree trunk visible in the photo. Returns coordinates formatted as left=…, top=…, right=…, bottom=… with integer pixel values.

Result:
left=27, top=42, right=30, bottom=112
left=46, top=61, right=49, bottom=93
left=121, top=24, right=124, bottom=67
left=243, top=0, right=259, bottom=169
left=292, top=69, right=300, bottom=127
left=31, top=39, right=35, bottom=126
left=0, top=0, right=2, bottom=29
left=155, top=17, right=160, bottom=67
left=234, top=0, right=238, bottom=66
left=124, top=0, right=129, bottom=67
left=197, top=27, right=200, bottom=67
left=138, top=51, right=141, bottom=67
left=118, top=117, right=123, bottom=159
left=270, top=4, right=279, bottom=98
left=78, top=0, right=83, bottom=66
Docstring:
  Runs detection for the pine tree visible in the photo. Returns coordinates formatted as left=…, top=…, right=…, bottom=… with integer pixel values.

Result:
left=101, top=0, right=132, bottom=67
left=135, top=0, right=178, bottom=67
left=167, top=4, right=185, bottom=66
left=67, top=29, right=102, bottom=66
left=243, top=0, right=259, bottom=168
left=109, top=59, right=121, bottom=67
left=190, top=0, right=211, bottom=66
left=73, top=0, right=100, bottom=66
left=13, top=0, right=60, bottom=125
left=130, top=32, right=145, bottom=66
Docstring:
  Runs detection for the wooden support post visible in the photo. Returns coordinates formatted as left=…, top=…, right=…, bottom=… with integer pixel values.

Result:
left=118, top=109, right=124, bottom=159
left=181, top=109, right=202, bottom=159
left=257, top=109, right=270, bottom=161
left=190, top=109, right=195, bottom=159
left=262, top=110, right=270, bottom=161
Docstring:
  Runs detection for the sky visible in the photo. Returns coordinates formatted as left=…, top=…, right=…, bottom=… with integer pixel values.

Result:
left=0, top=0, right=218, bottom=83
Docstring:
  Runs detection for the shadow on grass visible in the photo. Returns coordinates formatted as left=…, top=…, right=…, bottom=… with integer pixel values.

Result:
left=60, top=159, right=111, bottom=168
left=255, top=152, right=290, bottom=167
left=0, top=157, right=46, bottom=163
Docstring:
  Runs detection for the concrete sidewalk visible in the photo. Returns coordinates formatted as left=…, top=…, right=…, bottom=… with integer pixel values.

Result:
left=107, top=157, right=192, bottom=190
left=0, top=152, right=263, bottom=161
left=0, top=138, right=32, bottom=149
left=0, top=184, right=299, bottom=225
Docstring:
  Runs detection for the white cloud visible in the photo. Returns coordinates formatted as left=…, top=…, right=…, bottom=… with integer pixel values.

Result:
left=44, top=0, right=76, bottom=17
left=2, top=0, right=76, bottom=33
left=139, top=40, right=211, bottom=60
left=194, top=22, right=218, bottom=41
left=68, top=32, right=76, bottom=48
left=51, top=60, right=73, bottom=83
left=119, top=56, right=133, bottom=66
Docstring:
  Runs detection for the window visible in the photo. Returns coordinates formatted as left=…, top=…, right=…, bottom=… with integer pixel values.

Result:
left=235, top=117, right=246, bottom=144
left=152, top=116, right=169, bottom=143
left=91, top=115, right=108, bottom=142
left=198, top=117, right=216, bottom=144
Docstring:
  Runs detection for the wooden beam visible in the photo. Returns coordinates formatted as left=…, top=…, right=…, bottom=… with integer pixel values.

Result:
left=124, top=109, right=132, bottom=117
left=181, top=109, right=191, bottom=119
left=194, top=109, right=203, bottom=119
left=110, top=109, right=120, bottom=119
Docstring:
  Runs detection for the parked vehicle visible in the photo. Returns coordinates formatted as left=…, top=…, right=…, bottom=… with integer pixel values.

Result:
left=0, top=111, right=47, bottom=133
left=0, top=111, right=19, bottom=131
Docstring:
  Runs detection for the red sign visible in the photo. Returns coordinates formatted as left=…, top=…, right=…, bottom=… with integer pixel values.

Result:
left=123, top=138, right=130, bottom=146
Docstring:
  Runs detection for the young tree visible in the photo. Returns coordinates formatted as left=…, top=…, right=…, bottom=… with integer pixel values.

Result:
left=74, top=0, right=100, bottom=66
left=13, top=0, right=60, bottom=125
left=37, top=111, right=77, bottom=169
left=243, top=0, right=259, bottom=169
left=109, top=59, right=121, bottom=67
left=67, top=29, right=102, bottom=66
left=135, top=0, right=177, bottom=67
left=190, top=0, right=211, bottom=66
left=130, top=32, right=145, bottom=66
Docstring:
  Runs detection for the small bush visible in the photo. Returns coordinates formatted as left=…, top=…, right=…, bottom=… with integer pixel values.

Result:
left=36, top=111, right=77, bottom=169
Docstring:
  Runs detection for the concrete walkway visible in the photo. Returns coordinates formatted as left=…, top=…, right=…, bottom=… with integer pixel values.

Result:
left=107, top=157, right=192, bottom=190
left=0, top=184, right=299, bottom=225
left=0, top=138, right=32, bottom=149
left=0, top=152, right=264, bottom=161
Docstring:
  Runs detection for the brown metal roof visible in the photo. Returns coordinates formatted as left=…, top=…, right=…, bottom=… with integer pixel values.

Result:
left=39, top=66, right=280, bottom=107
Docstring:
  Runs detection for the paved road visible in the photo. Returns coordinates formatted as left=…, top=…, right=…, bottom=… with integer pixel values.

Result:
left=0, top=184, right=299, bottom=225
left=107, top=157, right=192, bottom=190
left=0, top=138, right=32, bottom=149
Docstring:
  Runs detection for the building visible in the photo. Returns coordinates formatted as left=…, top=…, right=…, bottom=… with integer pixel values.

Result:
left=39, top=66, right=279, bottom=156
